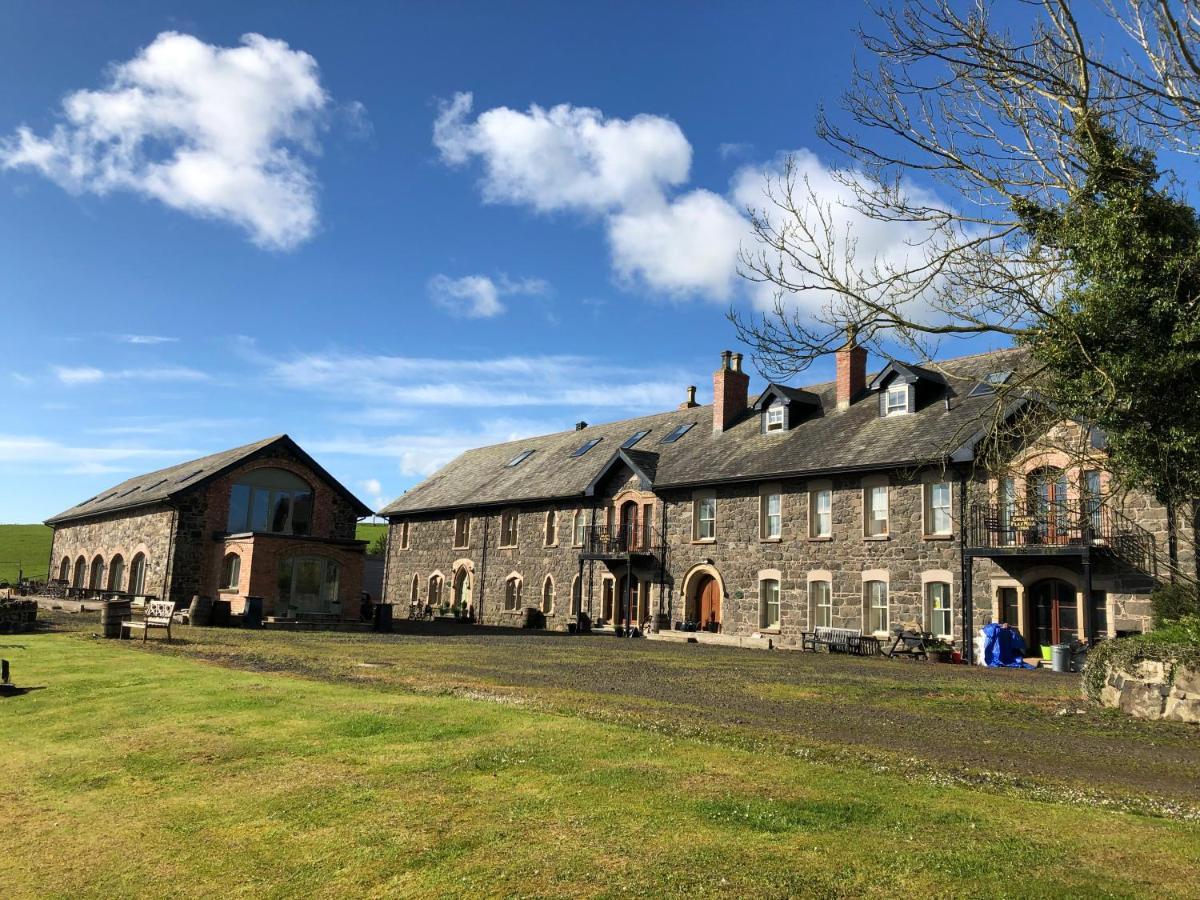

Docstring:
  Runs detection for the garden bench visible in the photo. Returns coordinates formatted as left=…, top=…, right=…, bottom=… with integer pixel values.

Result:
left=121, top=600, right=173, bottom=642
left=802, top=627, right=859, bottom=653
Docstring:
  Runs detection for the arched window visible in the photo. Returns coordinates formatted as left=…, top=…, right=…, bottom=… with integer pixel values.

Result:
left=541, top=575, right=555, bottom=614
left=428, top=573, right=443, bottom=607
left=108, top=555, right=125, bottom=592
left=453, top=513, right=470, bottom=548
left=410, top=574, right=420, bottom=605
left=544, top=510, right=557, bottom=547
left=226, top=467, right=313, bottom=536
left=220, top=553, right=241, bottom=590
left=500, top=509, right=518, bottom=547
left=58, top=556, right=70, bottom=582
left=572, top=510, right=587, bottom=547
left=504, top=574, right=522, bottom=611
left=570, top=575, right=582, bottom=616
left=73, top=556, right=86, bottom=588
left=128, top=553, right=147, bottom=596
left=89, top=555, right=105, bottom=590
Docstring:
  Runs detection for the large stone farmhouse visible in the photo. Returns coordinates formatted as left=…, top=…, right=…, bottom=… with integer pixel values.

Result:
left=381, top=345, right=1192, bottom=655
left=45, top=435, right=372, bottom=619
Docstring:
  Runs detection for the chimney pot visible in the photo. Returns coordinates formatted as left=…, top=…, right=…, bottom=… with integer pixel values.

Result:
left=575, top=421, right=588, bottom=431
left=732, top=352, right=743, bottom=373
left=678, top=385, right=698, bottom=409
left=720, top=349, right=732, bottom=370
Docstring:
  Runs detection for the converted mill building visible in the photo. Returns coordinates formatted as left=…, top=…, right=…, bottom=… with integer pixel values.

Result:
left=381, top=344, right=1192, bottom=655
left=45, top=435, right=372, bottom=619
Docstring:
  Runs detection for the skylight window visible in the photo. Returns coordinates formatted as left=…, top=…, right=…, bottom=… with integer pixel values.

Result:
left=967, top=370, right=1013, bottom=398
left=176, top=468, right=204, bottom=483
left=621, top=430, right=650, bottom=449
left=117, top=485, right=141, bottom=497
left=143, top=478, right=167, bottom=492
left=660, top=423, right=694, bottom=444
left=571, top=438, right=602, bottom=458
left=505, top=450, right=535, bottom=468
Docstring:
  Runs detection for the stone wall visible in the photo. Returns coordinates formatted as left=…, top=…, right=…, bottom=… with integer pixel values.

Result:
left=1099, top=659, right=1200, bottom=723
left=49, top=505, right=176, bottom=598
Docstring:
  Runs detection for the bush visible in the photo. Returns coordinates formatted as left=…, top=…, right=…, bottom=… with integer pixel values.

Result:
left=1150, top=582, right=1200, bottom=626
left=1083, top=630, right=1200, bottom=701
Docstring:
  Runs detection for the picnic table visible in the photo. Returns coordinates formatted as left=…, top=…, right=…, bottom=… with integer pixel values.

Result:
left=887, top=628, right=931, bottom=660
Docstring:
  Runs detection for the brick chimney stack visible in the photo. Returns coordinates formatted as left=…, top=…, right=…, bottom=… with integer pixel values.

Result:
left=836, top=328, right=867, bottom=410
left=713, top=350, right=750, bottom=433
left=678, top=385, right=698, bottom=409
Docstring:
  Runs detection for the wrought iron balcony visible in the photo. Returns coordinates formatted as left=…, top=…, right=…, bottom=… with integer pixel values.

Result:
left=965, top=500, right=1156, bottom=573
left=580, top=524, right=662, bottom=560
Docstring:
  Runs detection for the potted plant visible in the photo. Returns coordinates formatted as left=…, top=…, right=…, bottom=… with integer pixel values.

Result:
left=925, top=638, right=955, bottom=662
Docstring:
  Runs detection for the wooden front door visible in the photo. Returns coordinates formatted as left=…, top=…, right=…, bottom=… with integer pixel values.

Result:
left=1029, top=579, right=1079, bottom=649
left=695, top=575, right=721, bottom=629
left=619, top=501, right=639, bottom=550
left=1028, top=467, right=1069, bottom=544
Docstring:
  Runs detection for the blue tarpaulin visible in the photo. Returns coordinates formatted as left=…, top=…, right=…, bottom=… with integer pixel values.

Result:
left=982, top=622, right=1036, bottom=668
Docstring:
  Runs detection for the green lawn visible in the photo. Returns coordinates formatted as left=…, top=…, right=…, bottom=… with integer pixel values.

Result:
left=0, top=523, right=52, bottom=582
left=356, top=521, right=387, bottom=548
left=2, top=628, right=1197, bottom=898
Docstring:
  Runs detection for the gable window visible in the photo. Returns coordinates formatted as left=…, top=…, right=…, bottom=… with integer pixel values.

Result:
left=865, top=580, right=889, bottom=633
left=541, top=576, right=555, bottom=614
left=226, top=467, right=313, bottom=536
left=760, top=488, right=782, bottom=540
left=865, top=484, right=889, bottom=537
left=544, top=509, right=558, bottom=546
left=621, top=430, right=650, bottom=449
left=884, top=384, right=910, bottom=416
left=810, top=579, right=832, bottom=628
left=810, top=488, right=832, bottom=538
left=500, top=510, right=518, bottom=547
left=925, top=481, right=952, bottom=536
left=571, top=438, right=602, bottom=458
left=453, top=513, right=470, bottom=549
left=765, top=401, right=785, bottom=432
left=693, top=492, right=716, bottom=542
left=504, top=575, right=522, bottom=611
left=572, top=510, right=587, bottom=547
left=220, top=553, right=241, bottom=591
left=759, top=577, right=781, bottom=630
left=506, top=450, right=534, bottom=467
left=927, top=581, right=952, bottom=638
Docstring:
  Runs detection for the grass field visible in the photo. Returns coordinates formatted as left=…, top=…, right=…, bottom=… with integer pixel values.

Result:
left=0, top=524, right=52, bottom=582
left=2, top=619, right=1198, bottom=897
left=0, top=522, right=386, bottom=583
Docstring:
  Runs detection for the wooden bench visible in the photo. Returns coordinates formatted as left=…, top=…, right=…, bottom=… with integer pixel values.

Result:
left=802, top=627, right=859, bottom=653
left=122, top=600, right=174, bottom=642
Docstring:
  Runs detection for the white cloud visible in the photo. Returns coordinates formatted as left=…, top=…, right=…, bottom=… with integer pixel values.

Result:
left=118, top=334, right=179, bottom=345
left=427, top=272, right=548, bottom=318
left=53, top=364, right=209, bottom=385
left=433, top=92, right=691, bottom=214
left=1, top=31, right=330, bottom=249
left=10, top=372, right=33, bottom=386
left=0, top=434, right=195, bottom=476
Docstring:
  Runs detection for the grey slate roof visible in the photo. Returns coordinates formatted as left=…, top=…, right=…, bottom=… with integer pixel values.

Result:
left=380, top=348, right=1030, bottom=516
left=46, top=434, right=372, bottom=525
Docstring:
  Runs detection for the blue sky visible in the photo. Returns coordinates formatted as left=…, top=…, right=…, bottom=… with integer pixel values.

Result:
left=0, top=1, right=1012, bottom=523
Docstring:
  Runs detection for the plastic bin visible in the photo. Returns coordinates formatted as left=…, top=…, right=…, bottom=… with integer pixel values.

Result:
left=1051, top=643, right=1071, bottom=673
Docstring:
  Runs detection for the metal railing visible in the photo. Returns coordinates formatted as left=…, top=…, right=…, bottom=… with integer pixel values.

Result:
left=581, top=524, right=662, bottom=557
left=966, top=499, right=1157, bottom=573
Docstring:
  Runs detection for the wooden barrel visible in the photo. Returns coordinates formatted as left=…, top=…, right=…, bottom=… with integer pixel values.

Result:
left=188, top=595, right=213, bottom=627
left=100, top=599, right=132, bottom=639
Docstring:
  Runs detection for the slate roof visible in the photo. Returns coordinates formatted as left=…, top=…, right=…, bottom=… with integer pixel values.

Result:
left=46, top=434, right=373, bottom=525
left=380, top=348, right=1031, bottom=516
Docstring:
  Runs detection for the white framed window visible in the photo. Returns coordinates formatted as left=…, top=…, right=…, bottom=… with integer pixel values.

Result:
left=453, top=513, right=470, bottom=549
left=865, top=485, right=889, bottom=536
left=693, top=492, right=716, bottom=541
left=500, top=509, right=518, bottom=547
left=544, top=509, right=558, bottom=547
left=541, top=576, right=555, bottom=614
left=220, top=552, right=240, bottom=590
left=765, top=401, right=785, bottom=431
left=865, top=580, right=889, bottom=633
left=572, top=510, right=587, bottom=547
left=885, top=384, right=910, bottom=416
left=810, top=579, right=832, bottom=628
left=759, top=577, right=781, bottom=630
left=810, top=487, right=832, bottom=538
left=504, top=574, right=522, bottom=611
left=760, top=487, right=782, bottom=540
left=925, top=481, right=952, bottom=536
left=927, top=581, right=952, bottom=638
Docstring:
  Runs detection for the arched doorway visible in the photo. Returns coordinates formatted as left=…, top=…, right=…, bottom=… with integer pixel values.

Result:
left=619, top=500, right=639, bottom=550
left=89, top=555, right=105, bottom=591
left=1028, top=467, right=1069, bottom=544
left=690, top=573, right=722, bottom=631
left=1029, top=578, right=1078, bottom=650
left=453, top=567, right=472, bottom=613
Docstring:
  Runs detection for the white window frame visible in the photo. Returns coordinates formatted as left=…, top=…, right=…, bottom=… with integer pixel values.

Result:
left=544, top=509, right=558, bottom=547
left=765, top=401, right=785, bottom=432
left=759, top=575, right=781, bottom=630
left=885, top=384, right=910, bottom=416
left=809, top=576, right=833, bottom=629
left=759, top=484, right=782, bottom=541
left=572, top=510, right=587, bottom=547
left=693, top=491, right=717, bottom=542
left=809, top=485, right=832, bottom=538
left=500, top=509, right=518, bottom=548
left=926, top=581, right=953, bottom=639
left=220, top=552, right=240, bottom=591
left=863, top=574, right=889, bottom=634
left=924, top=481, right=953, bottom=536
left=864, top=482, right=889, bottom=537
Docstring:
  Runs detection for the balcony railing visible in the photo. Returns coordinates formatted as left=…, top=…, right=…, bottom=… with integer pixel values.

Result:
left=966, top=499, right=1156, bottom=573
left=580, top=524, right=662, bottom=558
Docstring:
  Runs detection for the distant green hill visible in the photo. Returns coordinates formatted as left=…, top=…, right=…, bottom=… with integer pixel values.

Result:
left=0, top=521, right=388, bottom=583
left=0, top=524, right=53, bottom=583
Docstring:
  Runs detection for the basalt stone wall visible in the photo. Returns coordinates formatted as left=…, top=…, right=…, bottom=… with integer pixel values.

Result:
left=49, top=505, right=176, bottom=598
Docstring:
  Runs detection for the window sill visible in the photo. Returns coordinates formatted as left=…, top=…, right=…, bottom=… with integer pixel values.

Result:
left=759, top=536, right=782, bottom=543
left=758, top=626, right=781, bottom=635
left=218, top=587, right=239, bottom=595
left=807, top=535, right=832, bottom=542
left=498, top=544, right=518, bottom=550
left=922, top=534, right=954, bottom=541
left=863, top=535, right=890, bottom=542
left=691, top=538, right=716, bottom=545
left=452, top=545, right=469, bottom=551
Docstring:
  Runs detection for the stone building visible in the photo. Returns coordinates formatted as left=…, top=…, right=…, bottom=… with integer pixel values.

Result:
left=45, top=435, right=372, bottom=619
left=380, top=345, right=1193, bottom=656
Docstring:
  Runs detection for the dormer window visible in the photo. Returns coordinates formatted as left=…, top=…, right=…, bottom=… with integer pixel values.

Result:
left=885, top=385, right=910, bottom=416
left=765, top=402, right=785, bottom=432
